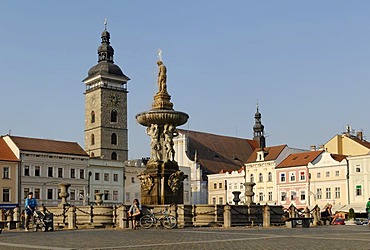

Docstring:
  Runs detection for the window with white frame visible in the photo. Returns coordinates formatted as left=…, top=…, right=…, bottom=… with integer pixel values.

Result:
left=335, top=187, right=340, bottom=198
left=58, top=168, right=63, bottom=178
left=325, top=188, right=331, bottom=199
left=300, top=191, right=305, bottom=200
left=317, top=188, right=322, bottom=199
left=290, top=191, right=297, bottom=200
left=113, top=191, right=119, bottom=201
left=240, top=183, right=243, bottom=189
left=34, top=188, right=40, bottom=199
left=250, top=174, right=254, bottom=182
left=325, top=171, right=330, bottom=177
left=219, top=183, right=222, bottom=189
left=259, top=192, right=264, bottom=202
left=3, top=166, right=9, bottom=179
left=356, top=185, right=362, bottom=196
left=229, top=183, right=232, bottom=190
left=71, top=169, right=76, bottom=179
left=335, top=170, right=339, bottom=177
left=219, top=197, right=223, bottom=204
left=317, top=172, right=321, bottom=178
left=48, top=167, right=53, bottom=177
left=104, top=173, right=109, bottom=182
left=24, top=166, right=30, bottom=176
left=113, top=174, right=118, bottom=182
left=80, top=169, right=85, bottom=179
left=268, top=172, right=272, bottom=182
left=355, top=166, right=361, bottom=173
left=290, top=172, right=296, bottom=182
left=281, top=192, right=287, bottom=201
left=280, top=173, right=286, bottom=182
left=2, top=188, right=10, bottom=202
left=213, top=183, right=217, bottom=189
left=70, top=189, right=76, bottom=200
left=34, top=166, right=40, bottom=177
left=259, top=173, right=263, bottom=182
left=268, top=191, right=273, bottom=201
left=233, top=183, right=237, bottom=189
left=300, top=171, right=305, bottom=181
left=212, top=197, right=216, bottom=205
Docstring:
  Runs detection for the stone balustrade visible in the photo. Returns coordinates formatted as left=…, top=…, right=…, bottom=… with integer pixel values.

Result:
left=0, top=203, right=289, bottom=230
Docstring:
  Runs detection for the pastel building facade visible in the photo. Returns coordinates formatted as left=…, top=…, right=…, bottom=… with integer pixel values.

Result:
left=276, top=151, right=323, bottom=208
left=307, top=151, right=347, bottom=209
left=0, top=137, right=19, bottom=207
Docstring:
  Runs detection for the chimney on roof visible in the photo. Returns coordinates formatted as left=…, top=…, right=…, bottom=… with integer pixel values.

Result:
left=310, top=145, right=316, bottom=151
left=357, top=131, right=363, bottom=140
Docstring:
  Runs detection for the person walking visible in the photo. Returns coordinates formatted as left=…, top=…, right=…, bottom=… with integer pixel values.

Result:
left=24, top=192, right=38, bottom=231
left=128, top=199, right=142, bottom=229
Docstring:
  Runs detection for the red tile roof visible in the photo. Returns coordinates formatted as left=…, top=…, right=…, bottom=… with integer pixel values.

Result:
left=330, top=154, right=347, bottom=162
left=0, top=138, right=19, bottom=162
left=276, top=150, right=324, bottom=168
left=246, top=145, right=287, bottom=163
left=9, top=136, right=88, bottom=157
left=178, top=129, right=257, bottom=174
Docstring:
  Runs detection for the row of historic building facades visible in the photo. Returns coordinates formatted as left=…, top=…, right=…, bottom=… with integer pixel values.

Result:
left=207, top=131, right=370, bottom=212
left=0, top=24, right=369, bottom=213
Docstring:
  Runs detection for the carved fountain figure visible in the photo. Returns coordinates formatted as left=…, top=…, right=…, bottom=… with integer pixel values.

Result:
left=136, top=50, right=189, bottom=205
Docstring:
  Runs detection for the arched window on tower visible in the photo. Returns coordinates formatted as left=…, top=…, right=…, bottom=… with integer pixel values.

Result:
left=91, top=134, right=95, bottom=145
left=111, top=133, right=117, bottom=145
left=111, top=152, right=117, bottom=160
left=91, top=111, right=95, bottom=123
left=111, top=110, right=117, bottom=123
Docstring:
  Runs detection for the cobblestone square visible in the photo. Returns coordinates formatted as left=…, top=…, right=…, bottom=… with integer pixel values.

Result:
left=0, top=226, right=369, bottom=250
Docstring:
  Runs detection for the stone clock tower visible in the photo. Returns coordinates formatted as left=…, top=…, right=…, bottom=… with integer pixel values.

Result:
left=82, top=24, right=130, bottom=161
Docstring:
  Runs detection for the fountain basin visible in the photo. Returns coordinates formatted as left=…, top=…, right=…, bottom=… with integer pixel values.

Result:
left=136, top=110, right=189, bottom=127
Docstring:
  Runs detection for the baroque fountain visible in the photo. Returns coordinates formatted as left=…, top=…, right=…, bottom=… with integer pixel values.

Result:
left=136, top=51, right=189, bottom=205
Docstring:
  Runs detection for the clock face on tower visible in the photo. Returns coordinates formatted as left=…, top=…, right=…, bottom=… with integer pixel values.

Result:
left=110, top=93, right=120, bottom=107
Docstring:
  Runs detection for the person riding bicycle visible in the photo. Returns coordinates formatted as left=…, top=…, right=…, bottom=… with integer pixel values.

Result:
left=128, top=199, right=142, bottom=229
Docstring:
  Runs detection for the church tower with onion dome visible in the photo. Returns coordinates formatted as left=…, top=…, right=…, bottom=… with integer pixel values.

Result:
left=82, top=21, right=130, bottom=161
left=253, top=104, right=266, bottom=149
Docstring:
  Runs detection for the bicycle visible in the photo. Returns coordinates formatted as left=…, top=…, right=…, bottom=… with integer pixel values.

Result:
left=140, top=207, right=177, bottom=229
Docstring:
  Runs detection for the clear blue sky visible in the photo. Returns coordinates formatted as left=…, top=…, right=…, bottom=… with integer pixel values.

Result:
left=1, top=1, right=370, bottom=159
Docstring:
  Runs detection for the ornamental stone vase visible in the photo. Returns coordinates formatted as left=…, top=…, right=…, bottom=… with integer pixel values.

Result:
left=58, top=183, right=71, bottom=207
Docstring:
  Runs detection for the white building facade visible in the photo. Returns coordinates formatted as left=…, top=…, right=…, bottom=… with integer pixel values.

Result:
left=307, top=151, right=348, bottom=209
left=3, top=135, right=89, bottom=207
left=347, top=154, right=370, bottom=212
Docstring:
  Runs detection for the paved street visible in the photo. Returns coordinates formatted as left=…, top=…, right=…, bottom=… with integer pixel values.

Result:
left=0, top=225, right=369, bottom=250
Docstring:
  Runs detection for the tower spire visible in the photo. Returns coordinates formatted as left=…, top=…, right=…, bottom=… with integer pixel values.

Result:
left=253, top=103, right=266, bottom=149
left=98, top=20, right=114, bottom=63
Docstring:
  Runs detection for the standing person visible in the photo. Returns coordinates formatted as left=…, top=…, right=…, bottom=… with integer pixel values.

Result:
left=366, top=198, right=370, bottom=225
left=128, top=199, right=142, bottom=229
left=24, top=192, right=38, bottom=231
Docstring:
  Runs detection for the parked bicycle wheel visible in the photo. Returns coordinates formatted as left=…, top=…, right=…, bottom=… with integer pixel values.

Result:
left=162, top=215, right=177, bottom=229
left=140, top=215, right=154, bottom=229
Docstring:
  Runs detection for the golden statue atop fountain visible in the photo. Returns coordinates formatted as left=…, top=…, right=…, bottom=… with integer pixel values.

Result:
left=151, top=49, right=173, bottom=110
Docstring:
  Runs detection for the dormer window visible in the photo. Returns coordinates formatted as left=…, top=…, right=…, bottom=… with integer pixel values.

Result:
left=257, top=151, right=264, bottom=161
